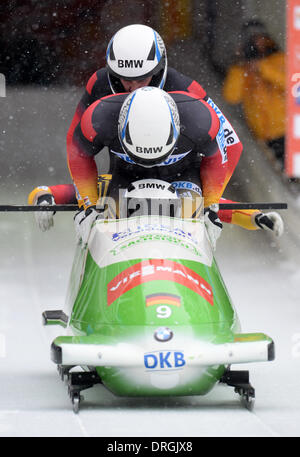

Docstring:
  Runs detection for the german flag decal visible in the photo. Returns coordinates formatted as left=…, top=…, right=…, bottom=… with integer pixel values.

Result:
left=146, top=293, right=181, bottom=307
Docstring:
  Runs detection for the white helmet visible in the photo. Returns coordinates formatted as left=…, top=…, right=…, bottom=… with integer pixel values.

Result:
left=106, top=24, right=167, bottom=93
left=122, top=179, right=181, bottom=218
left=118, top=87, right=180, bottom=167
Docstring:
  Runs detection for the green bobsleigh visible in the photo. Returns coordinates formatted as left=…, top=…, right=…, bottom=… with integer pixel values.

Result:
left=44, top=192, right=274, bottom=413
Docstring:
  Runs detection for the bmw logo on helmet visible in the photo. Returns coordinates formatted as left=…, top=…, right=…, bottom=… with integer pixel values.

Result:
left=154, top=327, right=174, bottom=342
left=106, top=24, right=167, bottom=93
left=118, top=87, right=180, bottom=167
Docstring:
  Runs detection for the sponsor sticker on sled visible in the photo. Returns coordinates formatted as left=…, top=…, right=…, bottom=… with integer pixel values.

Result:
left=144, top=350, right=186, bottom=370
left=107, top=259, right=213, bottom=306
left=89, top=216, right=213, bottom=268
left=171, top=181, right=202, bottom=196
left=154, top=327, right=174, bottom=342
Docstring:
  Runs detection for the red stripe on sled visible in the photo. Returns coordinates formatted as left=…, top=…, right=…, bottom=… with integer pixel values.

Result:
left=107, top=259, right=213, bottom=306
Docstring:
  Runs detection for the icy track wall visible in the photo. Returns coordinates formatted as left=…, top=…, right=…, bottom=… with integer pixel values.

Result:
left=1, top=85, right=299, bottom=262
left=0, top=86, right=83, bottom=196
left=176, top=41, right=300, bottom=264
left=212, top=92, right=300, bottom=263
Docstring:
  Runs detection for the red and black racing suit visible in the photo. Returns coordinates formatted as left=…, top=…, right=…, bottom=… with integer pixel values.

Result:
left=67, top=91, right=230, bottom=216
left=28, top=67, right=260, bottom=229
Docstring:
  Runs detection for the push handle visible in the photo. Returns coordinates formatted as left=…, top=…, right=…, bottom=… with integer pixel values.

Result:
left=0, top=202, right=288, bottom=212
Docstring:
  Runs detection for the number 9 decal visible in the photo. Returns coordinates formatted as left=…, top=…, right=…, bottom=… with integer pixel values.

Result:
left=156, top=305, right=172, bottom=319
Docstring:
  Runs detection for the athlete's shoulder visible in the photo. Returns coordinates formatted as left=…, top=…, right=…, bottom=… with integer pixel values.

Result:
left=80, top=93, right=126, bottom=142
left=169, top=90, right=202, bottom=103
left=165, top=67, right=193, bottom=91
left=170, top=92, right=220, bottom=141
left=165, top=67, right=207, bottom=98
left=85, top=68, right=111, bottom=97
left=84, top=92, right=127, bottom=115
left=170, top=91, right=214, bottom=114
left=98, top=92, right=128, bottom=104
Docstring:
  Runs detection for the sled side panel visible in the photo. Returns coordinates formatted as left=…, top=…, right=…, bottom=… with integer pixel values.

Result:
left=69, top=252, right=237, bottom=342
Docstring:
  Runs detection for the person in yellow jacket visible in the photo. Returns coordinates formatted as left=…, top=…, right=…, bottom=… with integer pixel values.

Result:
left=223, top=30, right=285, bottom=163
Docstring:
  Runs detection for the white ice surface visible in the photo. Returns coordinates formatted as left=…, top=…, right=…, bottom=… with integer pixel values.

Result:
left=0, top=211, right=300, bottom=437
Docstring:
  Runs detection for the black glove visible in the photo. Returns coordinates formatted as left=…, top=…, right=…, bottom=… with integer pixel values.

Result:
left=35, top=194, right=55, bottom=231
left=254, top=212, right=284, bottom=237
left=74, top=206, right=98, bottom=245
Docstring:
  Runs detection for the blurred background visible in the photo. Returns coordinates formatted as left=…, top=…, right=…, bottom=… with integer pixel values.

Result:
left=0, top=0, right=291, bottom=193
left=0, top=0, right=286, bottom=85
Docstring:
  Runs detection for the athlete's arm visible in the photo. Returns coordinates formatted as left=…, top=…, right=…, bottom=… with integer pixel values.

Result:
left=28, top=184, right=77, bottom=205
left=166, top=68, right=207, bottom=99
left=218, top=197, right=284, bottom=236
left=203, top=97, right=243, bottom=192
left=167, top=68, right=243, bottom=183
left=67, top=100, right=104, bottom=209
left=66, top=69, right=111, bottom=153
left=197, top=101, right=228, bottom=207
left=218, top=197, right=260, bottom=230
left=29, top=71, right=110, bottom=209
left=200, top=150, right=228, bottom=207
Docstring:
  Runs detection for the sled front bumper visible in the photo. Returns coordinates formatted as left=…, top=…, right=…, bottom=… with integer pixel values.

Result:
left=51, top=333, right=274, bottom=367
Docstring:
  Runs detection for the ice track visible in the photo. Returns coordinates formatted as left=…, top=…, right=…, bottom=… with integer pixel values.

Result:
left=1, top=208, right=300, bottom=437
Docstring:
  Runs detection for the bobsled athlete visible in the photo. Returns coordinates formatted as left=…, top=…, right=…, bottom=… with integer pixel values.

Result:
left=65, top=87, right=284, bottom=249
left=69, top=87, right=227, bottom=248
left=28, top=24, right=283, bottom=239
